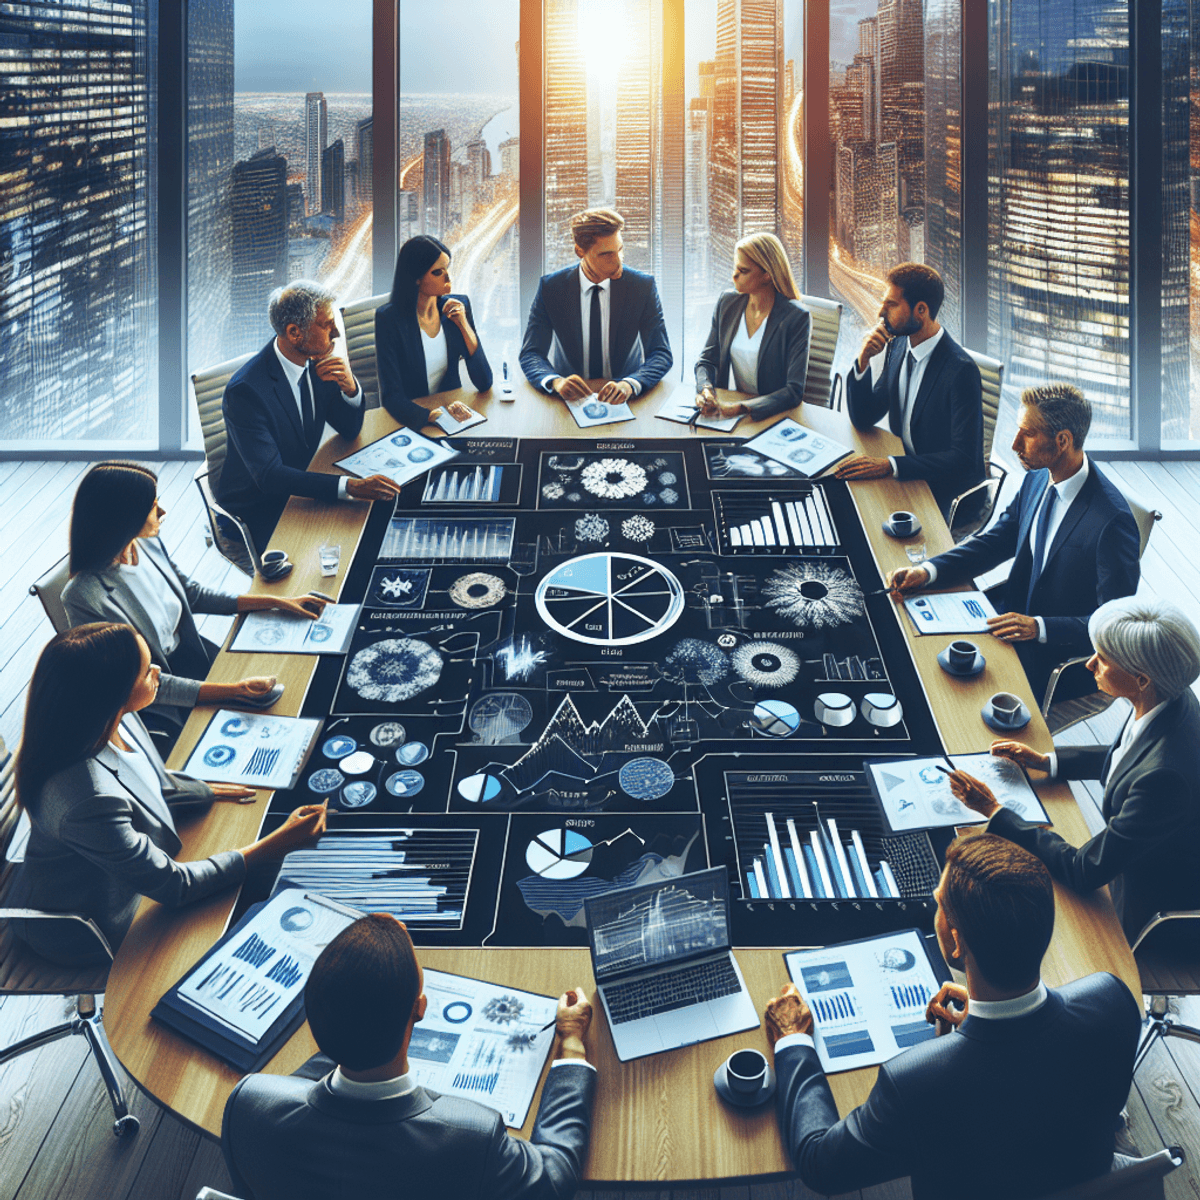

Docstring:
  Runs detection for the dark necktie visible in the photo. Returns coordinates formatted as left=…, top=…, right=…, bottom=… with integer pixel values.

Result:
left=588, top=284, right=603, bottom=380
left=300, top=364, right=316, bottom=446
left=903, top=349, right=918, bottom=411
left=1027, top=484, right=1057, bottom=603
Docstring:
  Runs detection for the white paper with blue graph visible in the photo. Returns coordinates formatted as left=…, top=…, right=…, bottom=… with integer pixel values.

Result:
left=229, top=604, right=360, bottom=656
left=183, top=710, right=322, bottom=790
left=410, top=969, right=559, bottom=1128
left=902, top=590, right=998, bottom=635
left=784, top=928, right=947, bottom=1074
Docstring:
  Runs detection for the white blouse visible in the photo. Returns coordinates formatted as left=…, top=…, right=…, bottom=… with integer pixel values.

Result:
left=422, top=323, right=450, bottom=395
left=729, top=312, right=765, bottom=395
left=118, top=558, right=183, bottom=656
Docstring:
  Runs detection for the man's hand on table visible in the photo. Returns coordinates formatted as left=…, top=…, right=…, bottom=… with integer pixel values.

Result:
left=428, top=400, right=474, bottom=423
left=835, top=454, right=892, bottom=481
left=886, top=566, right=930, bottom=594
left=764, top=982, right=814, bottom=1050
left=347, top=475, right=401, bottom=502
left=554, top=985, right=594, bottom=1062
left=551, top=375, right=592, bottom=402
left=990, top=739, right=1051, bottom=774
left=597, top=379, right=634, bottom=405
left=986, top=611, right=1039, bottom=643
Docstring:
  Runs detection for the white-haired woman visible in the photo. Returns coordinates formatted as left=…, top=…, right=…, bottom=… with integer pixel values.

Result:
left=695, top=233, right=811, bottom=421
left=950, top=596, right=1200, bottom=948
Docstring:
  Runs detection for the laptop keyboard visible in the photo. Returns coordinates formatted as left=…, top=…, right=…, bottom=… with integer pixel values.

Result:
left=605, top=957, right=742, bottom=1025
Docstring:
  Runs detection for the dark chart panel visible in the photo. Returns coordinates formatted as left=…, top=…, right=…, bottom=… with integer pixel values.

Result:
left=261, top=437, right=946, bottom=947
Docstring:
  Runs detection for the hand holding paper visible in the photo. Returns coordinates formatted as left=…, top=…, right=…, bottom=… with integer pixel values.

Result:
left=990, top=740, right=1052, bottom=773
left=947, top=770, right=1002, bottom=819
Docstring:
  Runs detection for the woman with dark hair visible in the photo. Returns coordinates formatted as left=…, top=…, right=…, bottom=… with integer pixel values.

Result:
left=375, top=235, right=493, bottom=427
left=63, top=462, right=327, bottom=755
left=10, top=623, right=327, bottom=965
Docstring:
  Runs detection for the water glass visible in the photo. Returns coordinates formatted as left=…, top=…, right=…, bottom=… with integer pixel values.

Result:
left=319, top=542, right=341, bottom=577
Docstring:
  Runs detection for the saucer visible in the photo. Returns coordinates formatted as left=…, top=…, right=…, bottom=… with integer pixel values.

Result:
left=713, top=1060, right=776, bottom=1109
left=237, top=683, right=286, bottom=710
left=882, top=518, right=922, bottom=539
left=937, top=646, right=986, bottom=677
left=260, top=560, right=294, bottom=581
left=981, top=699, right=1031, bottom=733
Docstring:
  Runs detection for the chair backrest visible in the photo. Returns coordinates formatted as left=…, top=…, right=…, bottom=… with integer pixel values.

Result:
left=1107, top=477, right=1161, bottom=559
left=0, top=737, right=18, bottom=871
left=28, top=554, right=72, bottom=635
left=797, top=293, right=843, bottom=409
left=194, top=466, right=258, bottom=575
left=1040, top=1150, right=1180, bottom=1200
left=341, top=292, right=389, bottom=411
left=190, top=350, right=255, bottom=492
left=962, top=345, right=1004, bottom=467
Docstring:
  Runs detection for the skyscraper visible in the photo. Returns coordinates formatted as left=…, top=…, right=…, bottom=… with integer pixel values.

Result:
left=305, top=92, right=328, bottom=216
left=357, top=117, right=374, bottom=205
left=923, top=0, right=961, bottom=335
left=422, top=129, right=451, bottom=237
left=231, top=148, right=289, bottom=329
left=709, top=0, right=784, bottom=285
left=544, top=0, right=589, bottom=269
left=0, top=0, right=157, bottom=442
left=614, top=0, right=659, bottom=269
left=687, top=95, right=712, bottom=289
left=322, top=139, right=345, bottom=222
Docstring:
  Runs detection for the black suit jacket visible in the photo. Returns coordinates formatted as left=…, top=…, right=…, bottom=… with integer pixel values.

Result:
left=222, top=1061, right=596, bottom=1200
left=519, top=266, right=673, bottom=393
left=845, top=329, right=984, bottom=515
left=217, top=339, right=365, bottom=550
left=991, top=690, right=1200, bottom=943
left=694, top=291, right=811, bottom=419
left=777, top=973, right=1139, bottom=1200
left=375, top=293, right=493, bottom=427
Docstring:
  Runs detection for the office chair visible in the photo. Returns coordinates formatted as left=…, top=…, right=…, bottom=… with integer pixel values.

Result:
left=1130, top=908, right=1200, bottom=1075
left=340, top=292, right=389, bottom=411
left=1039, top=1149, right=1182, bottom=1200
left=191, top=351, right=257, bottom=575
left=0, top=735, right=139, bottom=1137
left=27, top=553, right=71, bottom=635
left=947, top=346, right=1008, bottom=543
left=196, top=1189, right=241, bottom=1200
left=796, top=293, right=843, bottom=410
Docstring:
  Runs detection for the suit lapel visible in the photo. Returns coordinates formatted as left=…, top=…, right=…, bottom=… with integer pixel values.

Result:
left=102, top=719, right=176, bottom=830
left=756, top=298, right=788, bottom=365
left=909, top=335, right=951, bottom=432
left=267, top=349, right=306, bottom=443
left=1016, top=471, right=1052, bottom=554
left=98, top=569, right=167, bottom=664
left=718, top=293, right=749, bottom=387
left=555, top=269, right=586, bottom=375
left=608, top=273, right=632, bottom=369
left=1103, top=696, right=1182, bottom=798
left=1039, top=467, right=1093, bottom=576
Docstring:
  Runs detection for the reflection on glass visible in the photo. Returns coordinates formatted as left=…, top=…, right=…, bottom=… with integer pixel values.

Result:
left=683, top=0, right=800, bottom=367
left=0, top=2, right=158, bottom=443
left=400, top=0, right=519, bottom=355
left=988, top=0, right=1131, bottom=439
left=1162, top=0, right=1192, bottom=440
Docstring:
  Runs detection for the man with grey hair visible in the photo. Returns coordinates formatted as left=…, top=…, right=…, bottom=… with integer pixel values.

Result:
left=218, top=280, right=399, bottom=550
left=888, top=382, right=1140, bottom=702
left=949, top=595, right=1200, bottom=949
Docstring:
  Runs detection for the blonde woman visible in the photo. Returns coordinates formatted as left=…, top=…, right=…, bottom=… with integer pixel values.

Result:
left=695, top=233, right=811, bottom=420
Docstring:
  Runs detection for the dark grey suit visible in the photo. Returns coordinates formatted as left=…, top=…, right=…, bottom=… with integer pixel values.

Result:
left=694, top=291, right=811, bottom=419
left=777, top=973, right=1139, bottom=1200
left=222, top=1060, right=596, bottom=1200
left=991, top=690, right=1200, bottom=945
left=11, top=715, right=243, bottom=964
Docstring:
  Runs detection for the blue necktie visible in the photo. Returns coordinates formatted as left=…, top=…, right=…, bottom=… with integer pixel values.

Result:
left=1027, top=483, right=1057, bottom=604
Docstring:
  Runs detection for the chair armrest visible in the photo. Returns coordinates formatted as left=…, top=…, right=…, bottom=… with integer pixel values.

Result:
left=947, top=463, right=1008, bottom=534
left=1040, top=655, right=1092, bottom=715
left=828, top=372, right=845, bottom=412
left=196, top=1189, right=243, bottom=1200
left=193, top=466, right=260, bottom=573
left=0, top=908, right=115, bottom=962
left=1130, top=909, right=1200, bottom=954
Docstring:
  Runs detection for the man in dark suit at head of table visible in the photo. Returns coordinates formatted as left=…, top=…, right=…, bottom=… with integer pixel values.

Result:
left=764, top=833, right=1141, bottom=1200
left=835, top=262, right=985, bottom=520
left=519, top=207, right=673, bottom=406
left=216, top=280, right=400, bottom=553
left=222, top=913, right=598, bottom=1200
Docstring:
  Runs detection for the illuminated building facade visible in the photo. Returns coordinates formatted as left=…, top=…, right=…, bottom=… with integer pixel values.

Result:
left=305, top=92, right=328, bottom=216
left=231, top=148, right=289, bottom=322
left=423, top=128, right=450, bottom=237
left=544, top=0, right=589, bottom=269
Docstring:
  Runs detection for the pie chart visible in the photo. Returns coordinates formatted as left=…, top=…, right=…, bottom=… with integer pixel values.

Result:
left=525, top=829, right=594, bottom=880
left=534, top=553, right=685, bottom=646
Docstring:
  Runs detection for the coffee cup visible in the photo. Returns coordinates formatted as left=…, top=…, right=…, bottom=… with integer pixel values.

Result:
left=724, top=1048, right=768, bottom=1097
left=948, top=640, right=979, bottom=671
left=989, top=691, right=1023, bottom=727
left=889, top=510, right=915, bottom=536
left=260, top=549, right=289, bottom=576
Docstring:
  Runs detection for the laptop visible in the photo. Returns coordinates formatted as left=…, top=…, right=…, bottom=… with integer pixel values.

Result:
left=584, top=867, right=759, bottom=1062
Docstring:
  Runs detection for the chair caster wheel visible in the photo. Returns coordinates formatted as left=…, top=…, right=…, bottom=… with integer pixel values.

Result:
left=113, top=1114, right=140, bottom=1138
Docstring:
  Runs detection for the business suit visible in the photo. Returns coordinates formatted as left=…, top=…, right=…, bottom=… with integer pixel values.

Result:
left=217, top=339, right=365, bottom=551
left=519, top=266, right=673, bottom=394
left=991, top=690, right=1200, bottom=946
left=222, top=1059, right=596, bottom=1200
left=924, top=461, right=1140, bottom=700
left=61, top=535, right=239, bottom=744
left=375, top=293, right=493, bottom=427
left=845, top=330, right=984, bottom=516
left=694, top=292, right=811, bottom=419
left=777, top=973, right=1140, bottom=1200
left=10, top=714, right=243, bottom=965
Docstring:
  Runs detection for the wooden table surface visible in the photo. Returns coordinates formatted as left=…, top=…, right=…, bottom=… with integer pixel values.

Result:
left=104, top=382, right=1138, bottom=1182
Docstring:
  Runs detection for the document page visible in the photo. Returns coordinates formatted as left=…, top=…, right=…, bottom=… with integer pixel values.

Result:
left=229, top=604, right=359, bottom=656
left=564, top=395, right=635, bottom=428
left=903, top=590, right=998, bottom=634
left=335, top=428, right=458, bottom=488
left=739, top=418, right=853, bottom=477
left=784, top=929, right=945, bottom=1073
left=433, top=407, right=487, bottom=434
left=183, top=710, right=321, bottom=789
left=655, top=391, right=745, bottom=432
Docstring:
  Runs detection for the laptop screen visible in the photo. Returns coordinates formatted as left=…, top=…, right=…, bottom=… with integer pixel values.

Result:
left=584, top=867, right=732, bottom=983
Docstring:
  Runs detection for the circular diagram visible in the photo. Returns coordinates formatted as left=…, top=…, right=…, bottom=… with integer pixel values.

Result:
left=341, top=781, right=377, bottom=808
left=449, top=572, right=506, bottom=609
left=396, top=741, right=430, bottom=765
left=322, top=735, right=356, bottom=759
left=203, top=744, right=236, bottom=768
left=618, top=757, right=675, bottom=800
left=280, top=906, right=314, bottom=933
left=457, top=773, right=502, bottom=803
left=525, top=829, right=594, bottom=880
left=369, top=721, right=406, bottom=747
left=751, top=699, right=802, bottom=738
left=535, top=553, right=684, bottom=646
left=339, top=750, right=375, bottom=775
left=385, top=770, right=425, bottom=797
left=308, top=768, right=345, bottom=794
left=220, top=716, right=251, bottom=738
left=347, top=638, right=443, bottom=704
left=443, top=1001, right=472, bottom=1023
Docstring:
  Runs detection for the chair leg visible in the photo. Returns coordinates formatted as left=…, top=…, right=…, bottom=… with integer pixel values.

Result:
left=1134, top=996, right=1200, bottom=1076
left=0, top=1019, right=77, bottom=1065
left=78, top=1003, right=140, bottom=1138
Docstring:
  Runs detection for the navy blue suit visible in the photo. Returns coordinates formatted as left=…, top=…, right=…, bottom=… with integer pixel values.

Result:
left=519, top=266, right=673, bottom=394
left=217, top=339, right=365, bottom=551
left=777, top=973, right=1140, bottom=1200
left=925, top=461, right=1140, bottom=700
left=845, top=330, right=984, bottom=517
left=375, top=293, right=493, bottom=428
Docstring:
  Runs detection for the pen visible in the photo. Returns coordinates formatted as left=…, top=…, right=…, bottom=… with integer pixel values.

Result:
left=687, top=406, right=703, bottom=428
left=933, top=761, right=957, bottom=776
left=539, top=1017, right=557, bottom=1032
left=308, top=590, right=336, bottom=603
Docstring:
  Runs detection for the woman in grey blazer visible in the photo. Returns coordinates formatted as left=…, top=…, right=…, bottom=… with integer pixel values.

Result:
left=62, top=462, right=327, bottom=754
left=695, top=232, right=811, bottom=421
left=11, top=624, right=328, bottom=965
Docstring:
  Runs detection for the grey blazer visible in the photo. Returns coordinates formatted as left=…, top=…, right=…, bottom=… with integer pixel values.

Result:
left=62, top=535, right=240, bottom=719
left=222, top=1060, right=597, bottom=1200
left=11, top=714, right=244, bottom=964
left=694, top=292, right=811, bottom=419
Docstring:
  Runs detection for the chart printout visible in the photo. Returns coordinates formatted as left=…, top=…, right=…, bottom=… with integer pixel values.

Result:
left=183, top=710, right=322, bottom=790
left=335, top=428, right=459, bottom=488
left=784, top=929, right=943, bottom=1073
left=229, top=604, right=359, bottom=656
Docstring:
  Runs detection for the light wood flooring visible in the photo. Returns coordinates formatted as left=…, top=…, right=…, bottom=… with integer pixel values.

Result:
left=2, top=454, right=1200, bottom=1199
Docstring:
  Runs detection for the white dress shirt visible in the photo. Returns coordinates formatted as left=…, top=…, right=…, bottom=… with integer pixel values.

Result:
left=542, top=267, right=642, bottom=395
left=328, top=1057, right=595, bottom=1100
left=422, top=323, right=450, bottom=395
left=273, top=341, right=363, bottom=500
left=99, top=717, right=172, bottom=819
left=118, top=558, right=183, bottom=656
left=729, top=311, right=765, bottom=395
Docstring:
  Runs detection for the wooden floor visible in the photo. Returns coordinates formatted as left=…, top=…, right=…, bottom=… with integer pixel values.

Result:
left=2, top=452, right=1200, bottom=1200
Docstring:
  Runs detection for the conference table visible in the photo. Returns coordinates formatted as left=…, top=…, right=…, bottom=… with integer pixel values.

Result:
left=105, top=377, right=1139, bottom=1184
